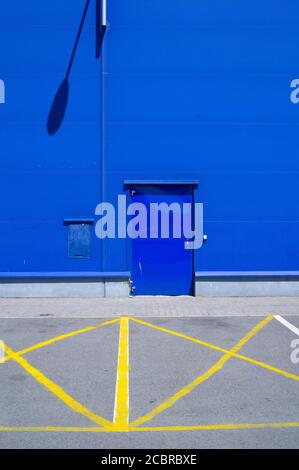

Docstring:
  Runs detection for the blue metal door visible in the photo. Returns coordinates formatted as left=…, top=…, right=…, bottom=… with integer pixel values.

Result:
left=131, top=186, right=194, bottom=296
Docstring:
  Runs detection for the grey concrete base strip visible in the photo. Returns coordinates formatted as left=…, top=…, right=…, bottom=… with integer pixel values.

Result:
left=1, top=279, right=299, bottom=299
left=195, top=280, right=299, bottom=297
left=0, top=281, right=130, bottom=298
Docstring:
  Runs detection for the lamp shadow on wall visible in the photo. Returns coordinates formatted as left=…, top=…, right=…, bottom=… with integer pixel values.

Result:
left=47, top=0, right=105, bottom=135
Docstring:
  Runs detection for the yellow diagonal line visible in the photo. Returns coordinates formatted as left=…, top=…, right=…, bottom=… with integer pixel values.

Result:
left=4, top=343, right=113, bottom=429
left=132, top=316, right=272, bottom=427
left=113, top=317, right=129, bottom=430
left=2, top=318, right=119, bottom=363
left=130, top=316, right=299, bottom=382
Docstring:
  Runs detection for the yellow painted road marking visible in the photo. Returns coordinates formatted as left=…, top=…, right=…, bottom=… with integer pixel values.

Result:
left=132, top=316, right=272, bottom=427
left=1, top=421, right=299, bottom=433
left=130, top=316, right=299, bottom=383
left=130, top=422, right=299, bottom=432
left=113, top=317, right=129, bottom=430
left=2, top=315, right=299, bottom=434
left=4, top=343, right=113, bottom=429
left=2, top=318, right=119, bottom=363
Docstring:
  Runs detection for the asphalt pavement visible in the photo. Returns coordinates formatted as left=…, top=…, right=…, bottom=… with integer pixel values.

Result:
left=1, top=313, right=299, bottom=448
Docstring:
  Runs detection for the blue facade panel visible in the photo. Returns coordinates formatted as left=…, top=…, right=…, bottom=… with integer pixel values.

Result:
left=104, top=0, right=299, bottom=274
left=0, top=0, right=102, bottom=273
left=0, top=1, right=299, bottom=280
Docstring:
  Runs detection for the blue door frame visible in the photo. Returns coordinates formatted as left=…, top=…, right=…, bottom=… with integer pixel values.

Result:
left=130, top=184, right=195, bottom=296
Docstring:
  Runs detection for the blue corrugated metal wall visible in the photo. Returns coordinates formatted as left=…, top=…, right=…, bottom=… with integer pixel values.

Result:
left=0, top=1, right=299, bottom=277
left=0, top=1, right=102, bottom=273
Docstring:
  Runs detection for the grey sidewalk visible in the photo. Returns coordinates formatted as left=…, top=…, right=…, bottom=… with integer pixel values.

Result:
left=0, top=296, right=298, bottom=318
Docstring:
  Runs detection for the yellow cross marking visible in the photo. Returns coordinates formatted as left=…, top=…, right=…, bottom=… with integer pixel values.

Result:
left=131, top=315, right=273, bottom=427
left=130, top=317, right=299, bottom=383
left=1, top=315, right=299, bottom=433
